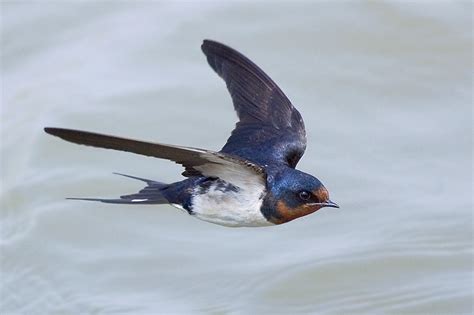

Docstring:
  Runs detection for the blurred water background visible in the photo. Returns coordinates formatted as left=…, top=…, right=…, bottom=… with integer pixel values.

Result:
left=1, top=1, right=472, bottom=314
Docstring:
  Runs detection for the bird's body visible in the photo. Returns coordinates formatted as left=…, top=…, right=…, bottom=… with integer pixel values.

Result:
left=45, top=40, right=338, bottom=227
left=184, top=177, right=268, bottom=227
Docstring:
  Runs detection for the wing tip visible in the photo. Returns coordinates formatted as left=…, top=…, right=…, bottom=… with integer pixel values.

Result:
left=44, top=127, right=75, bottom=140
left=201, top=39, right=231, bottom=56
left=44, top=127, right=57, bottom=136
left=201, top=39, right=216, bottom=50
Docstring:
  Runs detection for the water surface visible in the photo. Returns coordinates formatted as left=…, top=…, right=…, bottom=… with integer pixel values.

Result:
left=1, top=2, right=472, bottom=314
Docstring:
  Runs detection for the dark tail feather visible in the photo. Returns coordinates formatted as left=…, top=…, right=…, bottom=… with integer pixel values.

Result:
left=68, top=173, right=170, bottom=205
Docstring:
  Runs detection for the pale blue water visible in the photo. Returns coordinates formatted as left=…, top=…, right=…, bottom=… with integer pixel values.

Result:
left=1, top=2, right=472, bottom=314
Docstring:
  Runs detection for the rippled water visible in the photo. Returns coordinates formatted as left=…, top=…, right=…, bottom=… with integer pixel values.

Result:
left=1, top=2, right=472, bottom=314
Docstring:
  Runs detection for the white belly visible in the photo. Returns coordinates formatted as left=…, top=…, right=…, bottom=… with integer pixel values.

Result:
left=188, top=180, right=273, bottom=227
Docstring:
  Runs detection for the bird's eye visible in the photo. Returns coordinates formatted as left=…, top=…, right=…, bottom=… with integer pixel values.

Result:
left=299, top=191, right=311, bottom=201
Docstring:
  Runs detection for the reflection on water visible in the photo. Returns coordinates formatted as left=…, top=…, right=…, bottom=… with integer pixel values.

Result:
left=1, top=2, right=472, bottom=314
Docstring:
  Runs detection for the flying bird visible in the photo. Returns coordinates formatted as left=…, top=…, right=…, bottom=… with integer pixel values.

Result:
left=45, top=39, right=338, bottom=227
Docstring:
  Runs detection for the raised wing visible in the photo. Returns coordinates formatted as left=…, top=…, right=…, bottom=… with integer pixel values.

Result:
left=201, top=40, right=306, bottom=168
left=44, top=127, right=265, bottom=187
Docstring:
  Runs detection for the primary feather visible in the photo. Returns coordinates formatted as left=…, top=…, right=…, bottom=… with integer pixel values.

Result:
left=202, top=40, right=307, bottom=168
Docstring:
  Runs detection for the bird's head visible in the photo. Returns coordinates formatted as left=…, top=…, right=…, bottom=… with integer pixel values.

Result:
left=262, top=168, right=338, bottom=224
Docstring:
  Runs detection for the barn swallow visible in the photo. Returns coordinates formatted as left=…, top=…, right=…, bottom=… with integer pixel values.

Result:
left=44, top=39, right=338, bottom=227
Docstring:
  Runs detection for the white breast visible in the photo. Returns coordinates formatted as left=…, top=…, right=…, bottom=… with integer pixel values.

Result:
left=189, top=179, right=273, bottom=227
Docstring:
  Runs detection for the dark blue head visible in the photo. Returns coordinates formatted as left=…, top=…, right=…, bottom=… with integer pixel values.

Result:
left=262, top=168, right=338, bottom=224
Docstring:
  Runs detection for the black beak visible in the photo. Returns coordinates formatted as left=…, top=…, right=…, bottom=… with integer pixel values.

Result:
left=310, top=200, right=339, bottom=209
left=324, top=200, right=339, bottom=208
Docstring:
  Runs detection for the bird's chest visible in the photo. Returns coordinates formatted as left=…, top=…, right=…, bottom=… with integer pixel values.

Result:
left=189, top=179, right=272, bottom=227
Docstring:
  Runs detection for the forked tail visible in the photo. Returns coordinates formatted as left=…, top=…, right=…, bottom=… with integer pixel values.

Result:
left=68, top=173, right=170, bottom=204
